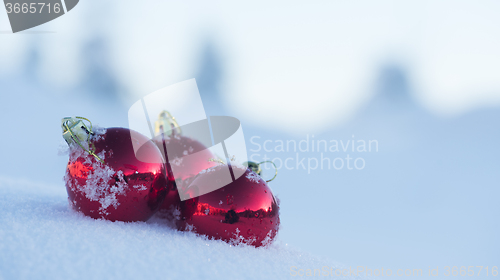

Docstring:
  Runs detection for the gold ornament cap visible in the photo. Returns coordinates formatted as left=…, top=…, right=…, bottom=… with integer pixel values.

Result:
left=61, top=116, right=104, bottom=163
left=62, top=117, right=92, bottom=145
left=244, top=161, right=278, bottom=183
left=154, top=111, right=181, bottom=137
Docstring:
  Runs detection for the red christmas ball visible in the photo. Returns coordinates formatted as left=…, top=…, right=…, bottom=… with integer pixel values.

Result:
left=151, top=111, right=217, bottom=216
left=153, top=133, right=217, bottom=214
left=63, top=121, right=167, bottom=222
left=177, top=165, right=280, bottom=247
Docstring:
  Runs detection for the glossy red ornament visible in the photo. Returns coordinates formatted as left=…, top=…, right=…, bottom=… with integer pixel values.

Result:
left=152, top=112, right=217, bottom=214
left=154, top=134, right=217, bottom=211
left=177, top=165, right=280, bottom=247
left=63, top=118, right=167, bottom=222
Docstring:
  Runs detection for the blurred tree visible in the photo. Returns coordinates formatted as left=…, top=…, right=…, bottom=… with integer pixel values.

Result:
left=195, top=40, right=224, bottom=116
left=24, top=45, right=41, bottom=82
left=78, top=36, right=121, bottom=102
left=372, top=64, right=416, bottom=110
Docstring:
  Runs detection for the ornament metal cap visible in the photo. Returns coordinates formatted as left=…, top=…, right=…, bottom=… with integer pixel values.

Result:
left=61, top=116, right=104, bottom=163
left=154, top=111, right=181, bottom=137
left=62, top=117, right=92, bottom=145
left=244, top=161, right=278, bottom=182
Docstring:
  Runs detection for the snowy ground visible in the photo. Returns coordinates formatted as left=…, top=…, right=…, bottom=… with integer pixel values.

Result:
left=0, top=176, right=360, bottom=280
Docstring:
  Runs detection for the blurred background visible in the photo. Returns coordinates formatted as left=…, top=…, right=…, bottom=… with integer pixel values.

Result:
left=0, top=0, right=499, bottom=277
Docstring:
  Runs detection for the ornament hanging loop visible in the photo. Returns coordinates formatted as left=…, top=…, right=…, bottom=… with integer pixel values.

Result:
left=62, top=116, right=104, bottom=164
left=258, top=161, right=278, bottom=182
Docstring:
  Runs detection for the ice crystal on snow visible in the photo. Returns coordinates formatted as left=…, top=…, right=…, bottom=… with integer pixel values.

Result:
left=58, top=141, right=70, bottom=156
left=133, top=184, right=148, bottom=191
left=184, top=223, right=195, bottom=232
left=245, top=172, right=261, bottom=184
left=229, top=228, right=257, bottom=246
left=78, top=165, right=127, bottom=215
left=172, top=157, right=183, bottom=166
left=199, top=167, right=217, bottom=175
left=172, top=207, right=181, bottom=221
left=261, top=230, right=274, bottom=247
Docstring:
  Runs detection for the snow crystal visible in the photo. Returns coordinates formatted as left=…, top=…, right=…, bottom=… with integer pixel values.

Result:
left=172, top=207, right=181, bottom=221
left=228, top=228, right=257, bottom=247
left=230, top=163, right=247, bottom=172
left=245, top=172, right=261, bottom=184
left=75, top=164, right=127, bottom=215
left=261, top=229, right=275, bottom=247
left=172, top=157, right=183, bottom=166
left=92, top=125, right=107, bottom=140
left=58, top=141, right=70, bottom=155
left=132, top=184, right=148, bottom=191
left=184, top=223, right=196, bottom=232
left=198, top=166, right=217, bottom=175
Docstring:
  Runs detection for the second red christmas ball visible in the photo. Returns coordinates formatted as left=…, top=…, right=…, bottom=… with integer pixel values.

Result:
left=177, top=165, right=280, bottom=247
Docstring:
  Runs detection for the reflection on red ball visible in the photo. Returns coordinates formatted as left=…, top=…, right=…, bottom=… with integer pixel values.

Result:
left=65, top=128, right=167, bottom=222
left=177, top=166, right=280, bottom=247
left=153, top=134, right=216, bottom=214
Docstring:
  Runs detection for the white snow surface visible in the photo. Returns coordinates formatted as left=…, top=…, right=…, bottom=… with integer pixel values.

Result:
left=0, top=176, right=359, bottom=280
